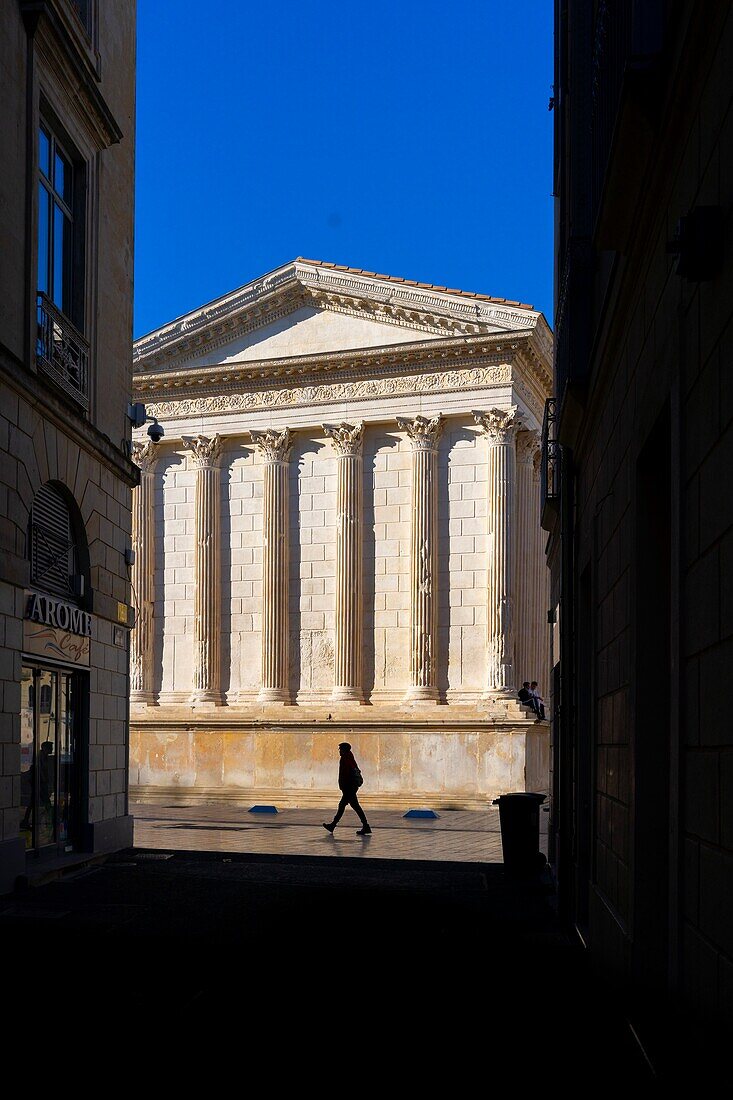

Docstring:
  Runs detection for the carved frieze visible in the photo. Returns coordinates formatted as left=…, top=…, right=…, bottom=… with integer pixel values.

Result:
left=143, top=364, right=512, bottom=421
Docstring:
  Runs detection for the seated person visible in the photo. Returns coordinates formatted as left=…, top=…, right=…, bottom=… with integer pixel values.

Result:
left=518, top=682, right=540, bottom=716
left=530, top=681, right=546, bottom=721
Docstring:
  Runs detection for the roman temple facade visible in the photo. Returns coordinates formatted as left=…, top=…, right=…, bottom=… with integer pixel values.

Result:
left=129, top=259, right=552, bottom=809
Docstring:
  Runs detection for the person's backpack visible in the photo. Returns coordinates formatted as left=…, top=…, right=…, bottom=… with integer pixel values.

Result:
left=353, top=765, right=364, bottom=788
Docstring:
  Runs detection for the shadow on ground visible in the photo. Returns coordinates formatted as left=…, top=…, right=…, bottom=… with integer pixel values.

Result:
left=0, top=849, right=711, bottom=1084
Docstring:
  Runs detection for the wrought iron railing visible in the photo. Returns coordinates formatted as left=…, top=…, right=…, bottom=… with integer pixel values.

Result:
left=36, top=292, right=89, bottom=411
left=541, top=397, right=560, bottom=510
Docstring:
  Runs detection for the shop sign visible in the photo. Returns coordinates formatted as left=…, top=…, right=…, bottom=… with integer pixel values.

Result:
left=23, top=592, right=91, bottom=666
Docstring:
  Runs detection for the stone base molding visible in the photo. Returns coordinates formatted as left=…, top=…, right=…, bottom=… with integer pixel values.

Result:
left=129, top=715, right=549, bottom=810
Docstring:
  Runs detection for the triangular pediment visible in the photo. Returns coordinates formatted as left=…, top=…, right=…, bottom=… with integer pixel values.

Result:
left=134, top=258, right=548, bottom=374
left=164, top=304, right=450, bottom=372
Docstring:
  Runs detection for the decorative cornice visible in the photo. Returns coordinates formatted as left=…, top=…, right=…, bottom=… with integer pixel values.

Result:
left=31, top=4, right=123, bottom=151
left=134, top=330, right=552, bottom=411
left=323, top=421, right=365, bottom=457
left=181, top=434, right=222, bottom=467
left=135, top=331, right=523, bottom=392
left=396, top=413, right=444, bottom=451
left=133, top=260, right=545, bottom=371
left=249, top=427, right=293, bottom=463
left=143, top=363, right=512, bottom=421
left=473, top=407, right=523, bottom=444
left=130, top=439, right=157, bottom=473
left=516, top=429, right=541, bottom=463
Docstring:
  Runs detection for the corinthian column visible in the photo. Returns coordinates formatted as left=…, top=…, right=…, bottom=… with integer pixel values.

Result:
left=397, top=413, right=444, bottom=704
left=250, top=427, right=293, bottom=704
left=182, top=434, right=223, bottom=706
left=130, top=440, right=156, bottom=704
left=515, top=430, right=540, bottom=692
left=474, top=407, right=523, bottom=696
left=324, top=422, right=365, bottom=703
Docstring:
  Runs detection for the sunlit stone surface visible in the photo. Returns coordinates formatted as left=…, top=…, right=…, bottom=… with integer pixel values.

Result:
left=130, top=260, right=552, bottom=807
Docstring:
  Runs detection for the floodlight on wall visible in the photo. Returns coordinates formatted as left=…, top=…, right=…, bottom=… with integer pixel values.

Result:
left=127, top=402, right=165, bottom=443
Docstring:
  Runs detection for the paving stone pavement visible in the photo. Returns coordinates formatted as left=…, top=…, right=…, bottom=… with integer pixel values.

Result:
left=131, top=802, right=549, bottom=863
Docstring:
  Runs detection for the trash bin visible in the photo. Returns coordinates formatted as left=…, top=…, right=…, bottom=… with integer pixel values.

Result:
left=492, top=792, right=546, bottom=873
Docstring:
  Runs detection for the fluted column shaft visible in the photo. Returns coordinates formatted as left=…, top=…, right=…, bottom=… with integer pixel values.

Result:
left=397, top=414, right=444, bottom=703
left=475, top=408, right=522, bottom=695
left=325, top=423, right=365, bottom=703
left=532, top=452, right=550, bottom=695
left=250, top=428, right=293, bottom=704
left=515, top=431, right=540, bottom=689
left=130, top=441, right=156, bottom=703
left=182, top=434, right=223, bottom=706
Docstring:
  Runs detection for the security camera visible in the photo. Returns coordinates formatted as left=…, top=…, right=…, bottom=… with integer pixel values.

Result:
left=146, top=418, right=164, bottom=443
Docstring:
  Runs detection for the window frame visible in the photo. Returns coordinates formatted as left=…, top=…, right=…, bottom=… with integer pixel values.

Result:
left=38, top=120, right=81, bottom=326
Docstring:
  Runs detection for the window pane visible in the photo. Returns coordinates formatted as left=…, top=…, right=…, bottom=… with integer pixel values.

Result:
left=71, top=0, right=91, bottom=33
left=54, top=149, right=72, bottom=207
left=37, top=182, right=50, bottom=295
left=53, top=203, right=72, bottom=314
left=39, top=126, right=50, bottom=179
left=36, top=670, right=58, bottom=847
left=20, top=668, right=35, bottom=849
left=58, top=674, right=75, bottom=846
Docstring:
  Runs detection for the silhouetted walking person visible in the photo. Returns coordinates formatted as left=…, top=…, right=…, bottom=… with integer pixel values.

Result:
left=323, top=742, right=372, bottom=835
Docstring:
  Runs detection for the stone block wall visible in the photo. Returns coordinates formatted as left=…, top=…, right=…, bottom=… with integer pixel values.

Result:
left=566, top=3, right=733, bottom=1022
left=150, top=416, right=506, bottom=703
left=129, top=723, right=546, bottom=810
left=0, top=380, right=136, bottom=869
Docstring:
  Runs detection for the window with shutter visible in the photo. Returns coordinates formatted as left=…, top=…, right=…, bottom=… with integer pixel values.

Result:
left=30, top=484, right=78, bottom=599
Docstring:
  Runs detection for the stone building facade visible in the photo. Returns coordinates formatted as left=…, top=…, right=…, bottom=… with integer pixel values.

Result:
left=549, top=0, right=733, bottom=1046
left=0, top=0, right=136, bottom=892
left=130, top=259, right=552, bottom=809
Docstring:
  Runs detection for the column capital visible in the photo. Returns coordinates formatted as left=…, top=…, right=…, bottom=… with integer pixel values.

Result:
left=473, top=406, right=523, bottom=444
left=396, top=413, right=444, bottom=452
left=249, top=427, right=293, bottom=463
left=131, top=439, right=157, bottom=473
left=181, top=434, right=222, bottom=467
left=516, top=428, right=540, bottom=464
left=533, top=449, right=542, bottom=483
left=323, top=421, right=364, bottom=457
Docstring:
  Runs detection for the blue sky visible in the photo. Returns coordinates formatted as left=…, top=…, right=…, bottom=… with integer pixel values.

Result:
left=134, top=1, right=553, bottom=338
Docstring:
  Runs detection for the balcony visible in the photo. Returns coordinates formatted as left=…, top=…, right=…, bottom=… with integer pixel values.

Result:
left=36, top=292, right=89, bottom=411
left=541, top=397, right=560, bottom=528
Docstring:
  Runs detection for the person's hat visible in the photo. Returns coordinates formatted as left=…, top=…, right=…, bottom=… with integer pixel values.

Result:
left=338, top=741, right=352, bottom=750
